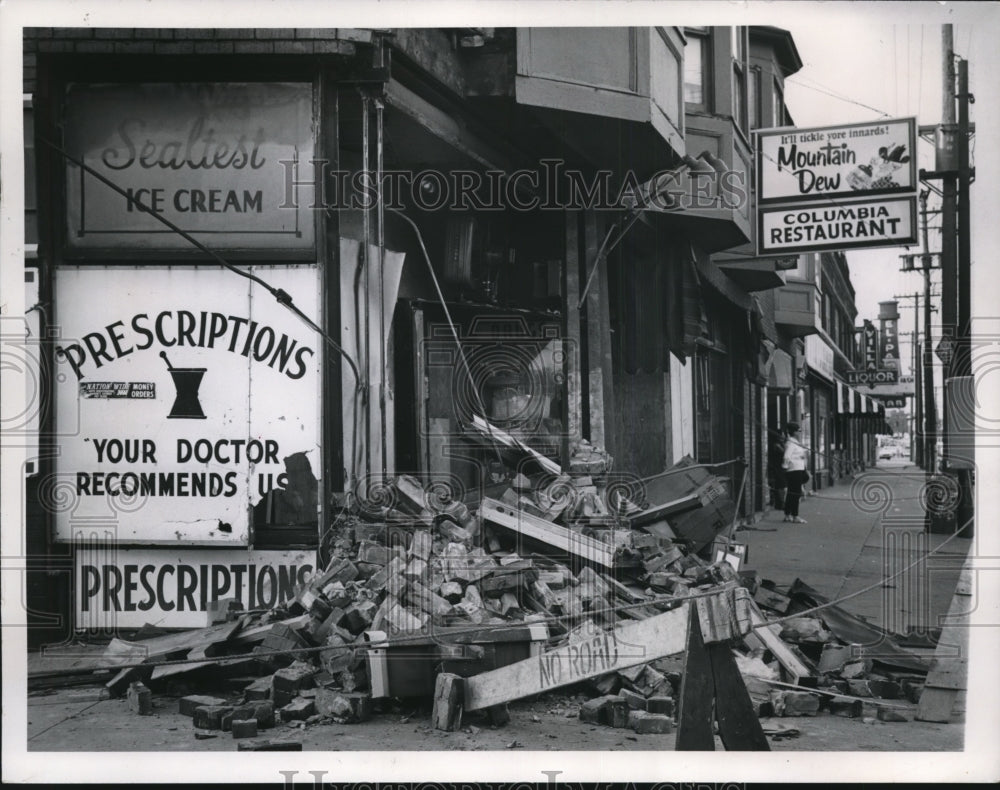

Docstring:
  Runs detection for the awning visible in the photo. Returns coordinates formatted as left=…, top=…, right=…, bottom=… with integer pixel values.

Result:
left=837, top=380, right=885, bottom=416
left=767, top=349, right=794, bottom=391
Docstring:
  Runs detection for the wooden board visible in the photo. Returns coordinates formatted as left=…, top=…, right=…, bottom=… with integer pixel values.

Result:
left=463, top=602, right=690, bottom=711
left=469, top=415, right=561, bottom=475
left=676, top=605, right=715, bottom=750
left=746, top=602, right=813, bottom=684
left=708, top=640, right=771, bottom=751
left=480, top=497, right=616, bottom=570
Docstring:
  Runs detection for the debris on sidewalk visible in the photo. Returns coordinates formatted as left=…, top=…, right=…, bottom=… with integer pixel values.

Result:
left=34, top=455, right=933, bottom=744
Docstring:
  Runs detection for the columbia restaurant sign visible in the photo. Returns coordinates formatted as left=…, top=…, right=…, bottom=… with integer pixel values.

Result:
left=55, top=83, right=322, bottom=628
left=755, top=118, right=918, bottom=255
left=63, top=82, right=315, bottom=252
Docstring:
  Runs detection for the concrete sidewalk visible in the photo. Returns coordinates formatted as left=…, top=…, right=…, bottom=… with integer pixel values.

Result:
left=738, top=461, right=973, bottom=635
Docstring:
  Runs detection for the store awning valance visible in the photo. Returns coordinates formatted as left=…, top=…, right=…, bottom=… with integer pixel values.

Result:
left=767, top=349, right=794, bottom=391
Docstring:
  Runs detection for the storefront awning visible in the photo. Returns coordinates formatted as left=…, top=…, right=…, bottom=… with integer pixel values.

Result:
left=837, top=379, right=885, bottom=416
left=767, top=349, right=794, bottom=392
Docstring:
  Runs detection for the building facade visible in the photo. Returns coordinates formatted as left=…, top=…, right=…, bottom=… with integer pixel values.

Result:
left=22, top=25, right=857, bottom=640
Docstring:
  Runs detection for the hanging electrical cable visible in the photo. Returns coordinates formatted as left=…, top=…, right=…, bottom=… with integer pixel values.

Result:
left=40, top=135, right=366, bottom=506
left=39, top=137, right=360, bottom=387
left=387, top=206, right=505, bottom=467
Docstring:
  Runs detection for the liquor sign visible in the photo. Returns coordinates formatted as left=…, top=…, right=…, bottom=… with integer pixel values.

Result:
left=52, top=265, right=322, bottom=545
left=64, top=82, right=315, bottom=252
left=757, top=118, right=918, bottom=204
left=862, top=320, right=880, bottom=370
left=866, top=376, right=916, bottom=397
left=74, top=547, right=316, bottom=629
left=758, top=197, right=917, bottom=255
left=847, top=369, right=899, bottom=387
left=879, top=311, right=900, bottom=370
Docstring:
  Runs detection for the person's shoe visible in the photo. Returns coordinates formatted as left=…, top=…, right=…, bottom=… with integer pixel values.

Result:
left=782, top=516, right=792, bottom=522
left=792, top=517, right=808, bottom=524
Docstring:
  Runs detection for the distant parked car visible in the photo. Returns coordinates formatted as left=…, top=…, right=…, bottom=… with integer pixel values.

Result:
left=878, top=447, right=894, bottom=460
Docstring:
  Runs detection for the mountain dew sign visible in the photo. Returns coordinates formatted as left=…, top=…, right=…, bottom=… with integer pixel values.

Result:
left=755, top=118, right=918, bottom=255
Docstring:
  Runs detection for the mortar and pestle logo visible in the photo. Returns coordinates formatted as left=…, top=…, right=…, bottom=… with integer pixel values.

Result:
left=160, top=351, right=207, bottom=419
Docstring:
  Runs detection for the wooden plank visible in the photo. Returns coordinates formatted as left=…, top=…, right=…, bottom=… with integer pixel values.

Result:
left=480, top=497, right=616, bottom=570
left=431, top=672, right=464, bottom=731
left=676, top=606, right=715, bottom=750
left=695, top=586, right=752, bottom=644
left=707, top=641, right=770, bottom=751
left=463, top=602, right=690, bottom=711
left=469, top=416, right=561, bottom=474
left=746, top=602, right=812, bottom=684
left=229, top=615, right=312, bottom=647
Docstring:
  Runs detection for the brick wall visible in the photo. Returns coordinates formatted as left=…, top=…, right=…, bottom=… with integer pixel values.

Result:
left=23, top=28, right=368, bottom=93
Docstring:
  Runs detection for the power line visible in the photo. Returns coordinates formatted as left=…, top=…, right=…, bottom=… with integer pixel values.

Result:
left=785, top=77, right=893, bottom=119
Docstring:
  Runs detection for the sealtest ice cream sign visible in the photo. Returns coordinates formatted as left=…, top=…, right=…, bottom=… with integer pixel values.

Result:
left=53, top=265, right=321, bottom=546
left=63, top=82, right=315, bottom=252
left=755, top=118, right=918, bottom=255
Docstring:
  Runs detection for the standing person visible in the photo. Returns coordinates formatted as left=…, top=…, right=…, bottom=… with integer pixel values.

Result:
left=782, top=422, right=810, bottom=524
left=769, top=429, right=788, bottom=510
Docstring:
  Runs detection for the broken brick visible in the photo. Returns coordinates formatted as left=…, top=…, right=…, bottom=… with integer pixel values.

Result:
left=315, top=687, right=353, bottom=718
left=319, top=635, right=355, bottom=675
left=243, top=676, right=272, bottom=702
left=231, top=700, right=275, bottom=729
left=193, top=704, right=233, bottom=730
left=179, top=695, right=228, bottom=717
left=127, top=682, right=152, bottom=715
left=628, top=710, right=673, bottom=734
left=410, top=530, right=433, bottom=561
left=439, top=581, right=464, bottom=603
left=279, top=697, right=315, bottom=722
left=769, top=690, right=820, bottom=717
left=876, top=707, right=908, bottom=722
left=231, top=719, right=258, bottom=739
left=403, top=557, right=428, bottom=583
left=617, top=689, right=647, bottom=711
left=237, top=737, right=302, bottom=751
left=579, top=695, right=618, bottom=724
left=602, top=697, right=630, bottom=728
left=342, top=599, right=378, bottom=633
left=826, top=696, right=863, bottom=718
left=646, top=695, right=674, bottom=717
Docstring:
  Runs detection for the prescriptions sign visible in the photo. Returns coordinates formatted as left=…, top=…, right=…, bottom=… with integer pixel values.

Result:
left=74, top=547, right=317, bottom=629
left=63, top=82, right=315, bottom=252
left=52, top=265, right=321, bottom=545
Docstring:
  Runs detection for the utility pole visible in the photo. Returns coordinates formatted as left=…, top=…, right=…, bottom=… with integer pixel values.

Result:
left=893, top=293, right=924, bottom=468
left=955, top=56, right=975, bottom=535
left=919, top=193, right=937, bottom=477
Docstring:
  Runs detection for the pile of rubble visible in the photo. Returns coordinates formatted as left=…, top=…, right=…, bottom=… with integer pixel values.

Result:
left=87, top=438, right=931, bottom=746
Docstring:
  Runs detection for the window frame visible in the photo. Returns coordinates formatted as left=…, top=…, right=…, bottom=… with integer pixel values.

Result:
left=683, top=27, right=710, bottom=111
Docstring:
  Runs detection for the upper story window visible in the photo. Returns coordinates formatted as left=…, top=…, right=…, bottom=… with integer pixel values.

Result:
left=731, top=27, right=749, bottom=134
left=684, top=28, right=708, bottom=107
left=749, top=66, right=761, bottom=130
left=772, top=78, right=786, bottom=127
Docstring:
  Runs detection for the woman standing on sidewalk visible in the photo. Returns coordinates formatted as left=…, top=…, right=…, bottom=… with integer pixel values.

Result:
left=782, top=422, right=810, bottom=524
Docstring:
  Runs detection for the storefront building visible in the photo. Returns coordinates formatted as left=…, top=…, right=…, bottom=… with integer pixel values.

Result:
left=23, top=25, right=808, bottom=640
